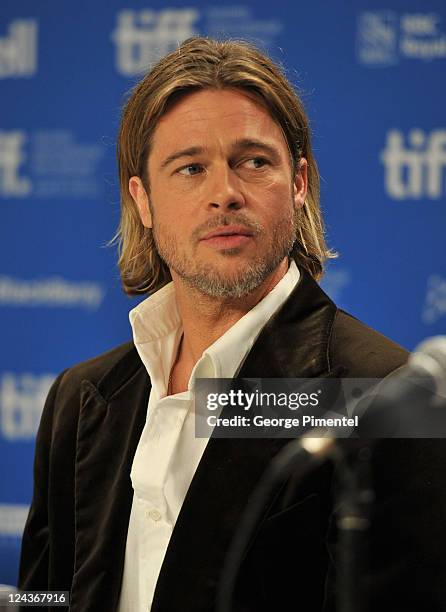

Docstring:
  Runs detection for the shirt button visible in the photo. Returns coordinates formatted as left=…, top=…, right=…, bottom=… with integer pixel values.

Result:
left=148, top=509, right=162, bottom=522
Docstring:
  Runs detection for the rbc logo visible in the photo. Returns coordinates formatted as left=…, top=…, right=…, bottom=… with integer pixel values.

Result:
left=380, top=129, right=446, bottom=200
left=112, top=9, right=199, bottom=76
left=0, top=19, right=38, bottom=78
left=0, top=373, right=55, bottom=440
left=401, top=13, right=439, bottom=36
left=358, top=11, right=446, bottom=65
left=356, top=11, right=398, bottom=66
left=0, top=131, right=31, bottom=197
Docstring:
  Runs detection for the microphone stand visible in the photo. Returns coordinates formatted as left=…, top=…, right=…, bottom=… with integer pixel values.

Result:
left=335, top=444, right=373, bottom=612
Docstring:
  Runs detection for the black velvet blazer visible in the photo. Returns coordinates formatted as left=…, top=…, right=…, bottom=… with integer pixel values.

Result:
left=18, top=269, right=446, bottom=611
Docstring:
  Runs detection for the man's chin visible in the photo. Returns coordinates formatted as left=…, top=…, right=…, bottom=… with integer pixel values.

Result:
left=178, top=265, right=274, bottom=299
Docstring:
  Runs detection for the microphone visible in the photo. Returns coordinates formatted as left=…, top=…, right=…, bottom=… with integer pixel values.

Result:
left=371, top=335, right=446, bottom=403
left=351, top=335, right=446, bottom=439
left=409, top=335, right=446, bottom=397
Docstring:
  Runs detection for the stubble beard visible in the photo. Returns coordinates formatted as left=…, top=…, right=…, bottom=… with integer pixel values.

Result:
left=152, top=205, right=296, bottom=299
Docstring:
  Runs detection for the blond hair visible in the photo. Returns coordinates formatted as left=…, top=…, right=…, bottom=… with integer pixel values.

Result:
left=116, top=37, right=335, bottom=294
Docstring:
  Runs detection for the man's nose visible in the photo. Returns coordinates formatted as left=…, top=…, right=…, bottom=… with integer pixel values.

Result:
left=206, top=164, right=246, bottom=211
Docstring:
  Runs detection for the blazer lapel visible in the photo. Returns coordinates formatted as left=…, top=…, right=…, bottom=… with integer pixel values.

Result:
left=70, top=347, right=150, bottom=612
left=152, top=270, right=338, bottom=611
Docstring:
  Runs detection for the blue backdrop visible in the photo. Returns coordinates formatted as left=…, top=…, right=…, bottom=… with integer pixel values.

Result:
left=1, top=0, right=445, bottom=585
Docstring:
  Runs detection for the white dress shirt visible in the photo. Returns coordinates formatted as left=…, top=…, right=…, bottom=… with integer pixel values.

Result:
left=117, top=261, right=300, bottom=612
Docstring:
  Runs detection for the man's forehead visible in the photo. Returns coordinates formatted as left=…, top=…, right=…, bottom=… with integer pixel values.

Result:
left=149, top=88, right=287, bottom=159
left=159, top=87, right=273, bottom=121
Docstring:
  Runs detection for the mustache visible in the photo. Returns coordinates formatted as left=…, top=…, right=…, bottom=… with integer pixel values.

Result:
left=192, top=215, right=263, bottom=241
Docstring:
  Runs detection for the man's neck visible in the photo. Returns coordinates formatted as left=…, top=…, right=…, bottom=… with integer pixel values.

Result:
left=171, top=258, right=289, bottom=366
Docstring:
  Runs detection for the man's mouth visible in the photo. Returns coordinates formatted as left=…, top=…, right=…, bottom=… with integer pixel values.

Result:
left=200, top=226, right=254, bottom=249
left=202, top=225, right=253, bottom=239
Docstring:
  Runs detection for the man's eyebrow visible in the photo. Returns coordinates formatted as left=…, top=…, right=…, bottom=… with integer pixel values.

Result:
left=160, top=146, right=205, bottom=170
left=231, top=138, right=282, bottom=161
left=159, top=139, right=283, bottom=170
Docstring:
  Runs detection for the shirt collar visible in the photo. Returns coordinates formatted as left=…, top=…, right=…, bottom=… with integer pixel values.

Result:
left=129, top=281, right=180, bottom=345
left=129, top=260, right=300, bottom=385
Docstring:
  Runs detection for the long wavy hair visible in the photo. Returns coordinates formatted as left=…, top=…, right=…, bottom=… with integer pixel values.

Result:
left=115, top=37, right=336, bottom=295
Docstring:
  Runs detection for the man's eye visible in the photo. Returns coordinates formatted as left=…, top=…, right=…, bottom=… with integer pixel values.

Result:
left=244, top=157, right=268, bottom=169
left=178, top=163, right=203, bottom=176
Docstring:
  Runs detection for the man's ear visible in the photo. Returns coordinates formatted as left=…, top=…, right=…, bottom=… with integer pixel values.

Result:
left=129, top=176, right=152, bottom=228
left=293, top=158, right=308, bottom=210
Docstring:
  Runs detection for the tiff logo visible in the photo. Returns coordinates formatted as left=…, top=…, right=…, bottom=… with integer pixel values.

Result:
left=112, top=9, right=199, bottom=76
left=380, top=129, right=446, bottom=199
left=0, top=372, right=55, bottom=440
left=0, top=19, right=38, bottom=78
left=0, top=131, right=31, bottom=196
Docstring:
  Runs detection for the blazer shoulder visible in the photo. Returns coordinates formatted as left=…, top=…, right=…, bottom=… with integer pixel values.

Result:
left=56, top=341, right=142, bottom=404
left=329, top=309, right=409, bottom=377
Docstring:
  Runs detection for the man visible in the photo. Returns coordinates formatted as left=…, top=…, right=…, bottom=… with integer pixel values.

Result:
left=19, top=38, right=446, bottom=611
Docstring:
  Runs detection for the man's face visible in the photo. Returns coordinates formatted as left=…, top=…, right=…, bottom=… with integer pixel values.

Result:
left=130, top=88, right=307, bottom=298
